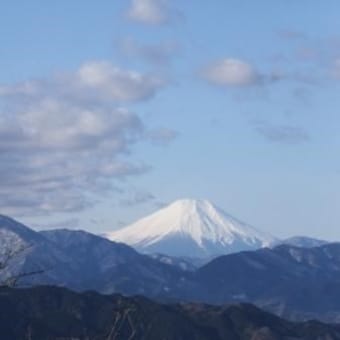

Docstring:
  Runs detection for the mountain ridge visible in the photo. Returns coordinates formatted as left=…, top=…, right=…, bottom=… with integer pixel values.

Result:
left=2, top=285, right=340, bottom=340
left=0, top=215, right=188, bottom=296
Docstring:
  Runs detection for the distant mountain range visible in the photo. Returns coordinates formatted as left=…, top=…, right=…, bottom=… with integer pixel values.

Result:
left=1, top=213, right=339, bottom=323
left=105, top=199, right=277, bottom=258
left=0, top=215, right=186, bottom=297
left=1, top=285, right=339, bottom=340
left=190, top=243, right=340, bottom=322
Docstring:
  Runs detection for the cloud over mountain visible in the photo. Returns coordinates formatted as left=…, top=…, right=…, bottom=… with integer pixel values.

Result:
left=0, top=62, right=166, bottom=216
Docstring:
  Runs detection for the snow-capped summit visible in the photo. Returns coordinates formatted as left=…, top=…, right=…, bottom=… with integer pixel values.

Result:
left=105, top=199, right=277, bottom=258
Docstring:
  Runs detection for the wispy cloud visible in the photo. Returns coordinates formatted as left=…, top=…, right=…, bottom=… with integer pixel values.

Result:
left=275, top=30, right=340, bottom=84
left=147, top=128, right=179, bottom=145
left=253, top=121, right=310, bottom=145
left=119, top=191, right=156, bottom=207
left=118, top=37, right=180, bottom=66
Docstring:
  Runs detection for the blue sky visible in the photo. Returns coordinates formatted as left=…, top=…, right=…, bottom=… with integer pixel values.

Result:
left=1, top=0, right=340, bottom=240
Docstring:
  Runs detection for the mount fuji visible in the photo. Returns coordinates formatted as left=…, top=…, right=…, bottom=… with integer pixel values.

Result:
left=105, top=199, right=277, bottom=258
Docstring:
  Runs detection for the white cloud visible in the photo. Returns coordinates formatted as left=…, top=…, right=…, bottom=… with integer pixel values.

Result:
left=126, top=0, right=170, bottom=25
left=202, top=58, right=282, bottom=88
left=202, top=59, right=260, bottom=87
left=0, top=61, right=165, bottom=104
left=0, top=102, right=147, bottom=215
left=0, top=61, right=166, bottom=216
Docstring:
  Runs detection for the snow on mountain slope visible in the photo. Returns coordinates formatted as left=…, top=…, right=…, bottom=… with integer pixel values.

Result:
left=273, top=236, right=328, bottom=249
left=105, top=199, right=277, bottom=258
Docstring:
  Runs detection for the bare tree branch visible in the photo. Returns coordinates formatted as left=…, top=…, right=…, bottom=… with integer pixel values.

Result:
left=0, top=244, right=47, bottom=288
left=3, top=269, right=46, bottom=288
left=0, top=244, right=32, bottom=270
